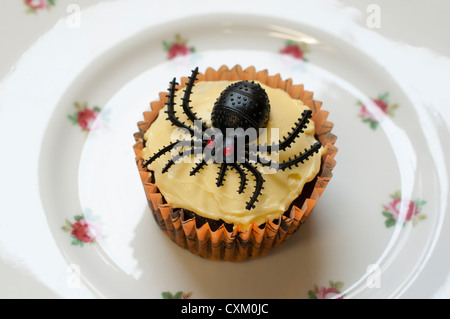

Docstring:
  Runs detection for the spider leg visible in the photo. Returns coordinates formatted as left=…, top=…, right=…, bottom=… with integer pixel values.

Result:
left=231, top=163, right=247, bottom=194
left=189, top=147, right=215, bottom=176
left=216, top=163, right=228, bottom=187
left=189, top=161, right=206, bottom=176
left=241, top=162, right=265, bottom=210
left=141, top=140, right=181, bottom=168
left=161, top=159, right=175, bottom=174
left=181, top=67, right=209, bottom=132
left=161, top=146, right=204, bottom=174
left=254, top=109, right=313, bottom=154
left=260, top=141, right=322, bottom=171
left=165, top=78, right=196, bottom=135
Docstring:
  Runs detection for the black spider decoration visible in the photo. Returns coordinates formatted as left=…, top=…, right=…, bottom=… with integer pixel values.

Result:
left=142, top=67, right=322, bottom=210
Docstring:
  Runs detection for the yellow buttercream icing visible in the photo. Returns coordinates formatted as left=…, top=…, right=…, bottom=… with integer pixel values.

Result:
left=142, top=81, right=324, bottom=229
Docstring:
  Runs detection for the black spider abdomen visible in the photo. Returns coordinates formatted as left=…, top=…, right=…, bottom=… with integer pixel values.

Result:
left=211, top=81, right=271, bottom=132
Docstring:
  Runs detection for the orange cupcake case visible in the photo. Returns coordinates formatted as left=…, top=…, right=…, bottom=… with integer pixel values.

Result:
left=133, top=65, right=338, bottom=261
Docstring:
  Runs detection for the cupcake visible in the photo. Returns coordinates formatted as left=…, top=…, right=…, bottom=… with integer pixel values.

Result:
left=133, top=65, right=337, bottom=261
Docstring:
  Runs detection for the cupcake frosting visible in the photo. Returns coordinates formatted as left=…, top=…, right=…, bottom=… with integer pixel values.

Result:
left=142, top=81, right=324, bottom=229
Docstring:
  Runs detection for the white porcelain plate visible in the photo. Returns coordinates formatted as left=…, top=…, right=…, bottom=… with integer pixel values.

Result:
left=1, top=0, right=449, bottom=299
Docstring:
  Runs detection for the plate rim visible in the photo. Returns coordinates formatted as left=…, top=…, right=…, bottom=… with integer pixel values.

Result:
left=0, top=0, right=449, bottom=299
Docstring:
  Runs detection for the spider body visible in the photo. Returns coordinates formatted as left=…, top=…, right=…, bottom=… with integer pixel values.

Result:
left=143, top=67, right=322, bottom=210
left=211, top=81, right=271, bottom=133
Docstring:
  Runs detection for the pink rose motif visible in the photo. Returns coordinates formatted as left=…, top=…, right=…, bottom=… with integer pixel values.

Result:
left=77, top=108, right=99, bottom=131
left=25, top=0, right=56, bottom=12
left=358, top=93, right=398, bottom=130
left=385, top=198, right=419, bottom=222
left=359, top=99, right=389, bottom=122
left=280, top=40, right=309, bottom=61
left=25, top=0, right=49, bottom=10
left=281, top=45, right=305, bottom=60
left=163, top=34, right=195, bottom=60
left=308, top=281, right=344, bottom=299
left=182, top=292, right=193, bottom=299
left=382, top=191, right=427, bottom=228
left=68, top=102, right=104, bottom=132
left=62, top=211, right=102, bottom=247
left=315, top=287, right=342, bottom=299
left=168, top=43, right=191, bottom=60
left=71, top=219, right=96, bottom=244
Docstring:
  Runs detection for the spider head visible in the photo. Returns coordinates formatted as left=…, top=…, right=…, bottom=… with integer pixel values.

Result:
left=211, top=81, right=271, bottom=134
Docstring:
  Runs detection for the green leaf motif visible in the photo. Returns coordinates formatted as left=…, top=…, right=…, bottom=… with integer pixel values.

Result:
left=385, top=218, right=396, bottom=228
left=330, top=281, right=344, bottom=292
left=70, top=234, right=83, bottom=247
left=175, top=34, right=187, bottom=45
left=71, top=239, right=80, bottom=246
left=162, top=291, right=189, bottom=299
left=389, top=103, right=399, bottom=111
left=369, top=120, right=379, bottom=130
left=25, top=7, right=37, bottom=14
left=285, top=39, right=297, bottom=46
left=301, top=42, right=310, bottom=54
left=382, top=211, right=393, bottom=218
left=307, top=290, right=317, bottom=299
left=74, top=102, right=83, bottom=111
left=390, top=190, right=402, bottom=199
left=74, top=215, right=84, bottom=222
left=417, top=214, right=427, bottom=221
left=68, top=114, right=78, bottom=125
left=161, top=292, right=174, bottom=299
left=414, top=200, right=427, bottom=208
left=162, top=41, right=171, bottom=52
left=61, top=226, right=72, bottom=232
left=378, top=92, right=390, bottom=103
left=413, top=214, right=427, bottom=227
left=361, top=116, right=380, bottom=130
left=173, top=292, right=183, bottom=299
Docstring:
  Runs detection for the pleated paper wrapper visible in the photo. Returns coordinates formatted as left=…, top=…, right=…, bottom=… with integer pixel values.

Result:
left=133, top=65, right=338, bottom=262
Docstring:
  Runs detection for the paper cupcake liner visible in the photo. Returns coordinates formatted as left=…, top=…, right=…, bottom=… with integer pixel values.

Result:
left=133, top=65, right=338, bottom=261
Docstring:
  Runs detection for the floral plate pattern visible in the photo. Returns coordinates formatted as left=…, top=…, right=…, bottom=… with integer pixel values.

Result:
left=382, top=191, right=427, bottom=228
left=61, top=209, right=102, bottom=247
left=357, top=93, right=398, bottom=130
left=24, top=0, right=56, bottom=13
